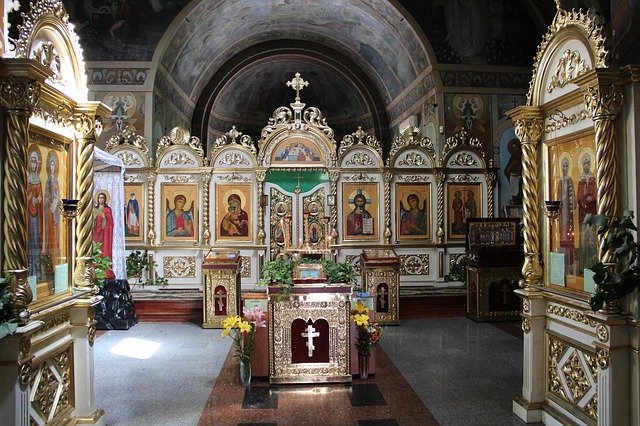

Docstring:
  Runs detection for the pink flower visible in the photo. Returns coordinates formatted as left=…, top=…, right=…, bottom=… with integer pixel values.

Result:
left=243, top=306, right=267, bottom=328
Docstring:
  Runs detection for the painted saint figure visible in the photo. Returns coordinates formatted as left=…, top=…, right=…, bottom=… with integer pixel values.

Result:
left=43, top=150, right=61, bottom=273
left=464, top=190, right=477, bottom=219
left=166, top=194, right=194, bottom=237
left=558, top=157, right=576, bottom=274
left=125, top=192, right=140, bottom=237
left=577, top=152, right=597, bottom=272
left=92, top=191, right=115, bottom=279
left=504, top=139, right=523, bottom=205
left=27, top=146, right=43, bottom=277
left=451, top=190, right=465, bottom=234
left=220, top=194, right=249, bottom=237
left=346, top=193, right=373, bottom=236
left=399, top=193, right=428, bottom=236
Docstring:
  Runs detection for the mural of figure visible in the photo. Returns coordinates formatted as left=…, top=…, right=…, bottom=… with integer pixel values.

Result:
left=504, top=139, right=523, bottom=205
left=44, top=150, right=61, bottom=269
left=166, top=194, right=194, bottom=237
left=577, top=152, right=597, bottom=271
left=27, top=146, right=44, bottom=277
left=452, top=190, right=465, bottom=234
left=347, top=193, right=373, bottom=236
left=92, top=191, right=115, bottom=279
left=125, top=192, right=140, bottom=236
left=220, top=194, right=248, bottom=237
left=558, top=157, right=576, bottom=274
left=465, top=190, right=477, bottom=219
left=399, top=193, right=428, bottom=236
left=445, top=0, right=490, bottom=58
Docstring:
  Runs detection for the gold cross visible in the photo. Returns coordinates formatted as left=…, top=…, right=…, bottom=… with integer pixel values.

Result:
left=286, top=72, right=309, bottom=101
left=294, top=172, right=304, bottom=189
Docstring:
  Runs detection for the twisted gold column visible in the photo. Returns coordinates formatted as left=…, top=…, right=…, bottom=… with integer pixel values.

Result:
left=147, top=172, right=157, bottom=245
left=73, top=114, right=97, bottom=288
left=584, top=85, right=623, bottom=263
left=383, top=171, right=392, bottom=244
left=515, top=117, right=543, bottom=287
left=256, top=170, right=266, bottom=245
left=0, top=75, right=40, bottom=322
left=436, top=171, right=445, bottom=243
left=330, top=170, right=339, bottom=241
left=486, top=171, right=496, bottom=218
left=201, top=172, right=211, bottom=245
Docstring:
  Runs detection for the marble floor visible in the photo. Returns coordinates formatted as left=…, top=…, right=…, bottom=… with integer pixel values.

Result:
left=95, top=317, right=528, bottom=426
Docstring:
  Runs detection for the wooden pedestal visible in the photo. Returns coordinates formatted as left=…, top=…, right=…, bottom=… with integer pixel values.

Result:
left=202, top=252, right=241, bottom=328
left=466, top=266, right=520, bottom=322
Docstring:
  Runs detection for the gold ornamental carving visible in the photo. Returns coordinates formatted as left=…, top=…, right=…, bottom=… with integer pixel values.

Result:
left=522, top=299, right=531, bottom=313
left=34, top=313, right=70, bottom=336
left=338, top=126, right=382, bottom=159
left=147, top=172, right=157, bottom=244
left=163, top=256, right=197, bottom=278
left=547, top=304, right=597, bottom=327
left=157, top=127, right=205, bottom=162
left=522, top=317, right=531, bottom=334
left=596, top=347, right=609, bottom=369
left=345, top=255, right=362, bottom=276
left=364, top=269, right=399, bottom=325
left=595, top=324, right=609, bottom=342
left=485, top=171, right=496, bottom=218
left=584, top=84, right=623, bottom=263
left=384, top=171, right=392, bottom=244
left=400, top=254, right=429, bottom=275
left=29, top=346, right=73, bottom=425
left=527, top=7, right=607, bottom=104
left=19, top=361, right=32, bottom=391
left=240, top=256, right=252, bottom=277
left=388, top=126, right=435, bottom=166
left=547, top=50, right=591, bottom=93
left=5, top=270, right=32, bottom=324
left=201, top=173, right=212, bottom=245
left=203, top=269, right=239, bottom=328
left=514, top=117, right=543, bottom=286
left=106, top=128, right=148, bottom=153
left=547, top=335, right=598, bottom=420
left=545, top=109, right=590, bottom=133
left=211, top=125, right=257, bottom=156
left=435, top=171, right=445, bottom=243
left=441, top=128, right=483, bottom=162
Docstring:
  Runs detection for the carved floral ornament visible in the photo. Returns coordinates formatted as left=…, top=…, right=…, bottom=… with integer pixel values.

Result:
left=157, top=126, right=205, bottom=163
left=441, top=128, right=483, bottom=162
left=547, top=49, right=591, bottom=93
left=106, top=128, right=148, bottom=153
left=211, top=125, right=257, bottom=156
left=527, top=6, right=608, bottom=105
left=338, top=126, right=382, bottom=159
left=387, top=126, right=434, bottom=166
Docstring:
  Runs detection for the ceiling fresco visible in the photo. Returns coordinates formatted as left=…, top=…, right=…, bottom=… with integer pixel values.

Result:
left=160, top=0, right=431, bottom=103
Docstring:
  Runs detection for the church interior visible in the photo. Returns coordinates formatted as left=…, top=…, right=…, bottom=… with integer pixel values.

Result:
left=0, top=0, right=639, bottom=425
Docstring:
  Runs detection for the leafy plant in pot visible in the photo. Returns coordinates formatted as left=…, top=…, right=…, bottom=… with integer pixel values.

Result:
left=584, top=210, right=639, bottom=312
left=125, top=250, right=168, bottom=287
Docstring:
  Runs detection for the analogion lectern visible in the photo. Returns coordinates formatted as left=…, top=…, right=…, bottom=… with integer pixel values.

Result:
left=202, top=250, right=241, bottom=328
left=361, top=249, right=401, bottom=325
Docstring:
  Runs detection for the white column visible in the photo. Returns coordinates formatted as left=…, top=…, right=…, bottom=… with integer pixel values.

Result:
left=69, top=297, right=106, bottom=425
left=0, top=321, right=43, bottom=426
left=513, top=289, right=545, bottom=423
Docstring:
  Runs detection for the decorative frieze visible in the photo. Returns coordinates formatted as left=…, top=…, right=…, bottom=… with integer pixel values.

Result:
left=547, top=304, right=597, bottom=327
left=88, top=68, right=148, bottom=85
left=400, top=254, right=429, bottom=275
left=163, top=256, right=196, bottom=278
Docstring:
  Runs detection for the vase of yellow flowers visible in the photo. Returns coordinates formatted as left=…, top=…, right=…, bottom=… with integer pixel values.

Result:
left=350, top=301, right=382, bottom=379
left=221, top=306, right=266, bottom=387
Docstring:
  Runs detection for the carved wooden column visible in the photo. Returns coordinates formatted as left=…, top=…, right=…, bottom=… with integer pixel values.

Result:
left=147, top=172, right=157, bottom=245
left=72, top=108, right=100, bottom=289
left=329, top=170, right=339, bottom=241
left=435, top=170, right=445, bottom=243
left=383, top=171, right=392, bottom=244
left=256, top=169, right=266, bottom=245
left=201, top=172, right=212, bottom=245
left=0, top=73, right=41, bottom=322
left=581, top=79, right=623, bottom=263
left=485, top=166, right=497, bottom=218
left=510, top=108, right=543, bottom=288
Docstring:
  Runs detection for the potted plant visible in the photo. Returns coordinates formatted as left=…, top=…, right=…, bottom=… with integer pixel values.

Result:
left=585, top=210, right=639, bottom=312
left=0, top=277, right=18, bottom=339
left=92, top=242, right=112, bottom=287
left=125, top=250, right=168, bottom=287
left=257, top=258, right=354, bottom=295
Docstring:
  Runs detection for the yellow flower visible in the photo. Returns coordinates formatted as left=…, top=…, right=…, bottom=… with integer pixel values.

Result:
left=222, top=315, right=241, bottom=329
left=238, top=320, right=252, bottom=333
left=353, top=301, right=368, bottom=315
left=221, top=327, right=231, bottom=337
left=352, top=313, right=369, bottom=328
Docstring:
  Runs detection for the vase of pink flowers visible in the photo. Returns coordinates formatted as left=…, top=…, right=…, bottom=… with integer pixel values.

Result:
left=221, top=306, right=266, bottom=386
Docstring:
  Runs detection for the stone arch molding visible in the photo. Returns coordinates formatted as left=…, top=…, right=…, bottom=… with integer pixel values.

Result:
left=8, top=0, right=88, bottom=101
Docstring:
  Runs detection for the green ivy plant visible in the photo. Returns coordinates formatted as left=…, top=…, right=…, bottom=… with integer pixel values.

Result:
left=125, top=250, right=168, bottom=287
left=444, top=255, right=469, bottom=283
left=92, top=242, right=112, bottom=287
left=257, top=258, right=355, bottom=295
left=585, top=210, right=639, bottom=312
left=0, top=277, right=18, bottom=339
